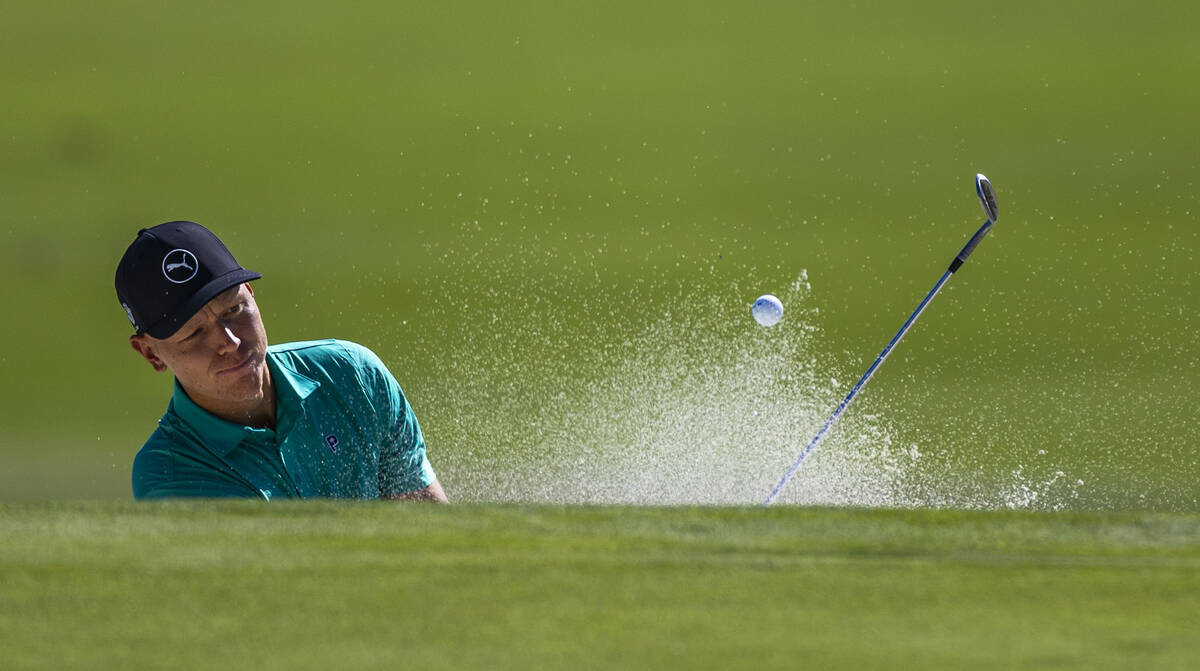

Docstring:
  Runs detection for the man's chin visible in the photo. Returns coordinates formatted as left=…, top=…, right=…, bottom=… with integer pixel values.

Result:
left=222, top=363, right=267, bottom=397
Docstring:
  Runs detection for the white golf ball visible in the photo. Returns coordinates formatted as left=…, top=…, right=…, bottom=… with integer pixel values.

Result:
left=752, top=294, right=784, bottom=327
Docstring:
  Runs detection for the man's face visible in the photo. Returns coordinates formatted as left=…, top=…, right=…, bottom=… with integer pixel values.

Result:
left=130, top=284, right=270, bottom=418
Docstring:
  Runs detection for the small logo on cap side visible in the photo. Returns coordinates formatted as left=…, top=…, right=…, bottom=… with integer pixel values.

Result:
left=121, top=302, right=138, bottom=329
left=162, top=249, right=199, bottom=284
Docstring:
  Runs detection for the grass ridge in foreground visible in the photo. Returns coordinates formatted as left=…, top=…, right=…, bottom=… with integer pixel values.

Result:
left=2, top=502, right=1198, bottom=670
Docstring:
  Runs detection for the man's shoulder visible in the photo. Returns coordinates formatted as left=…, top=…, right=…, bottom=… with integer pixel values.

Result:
left=269, top=338, right=360, bottom=357
left=268, top=339, right=391, bottom=386
left=269, top=339, right=380, bottom=368
left=130, top=422, right=196, bottom=498
left=132, top=404, right=211, bottom=462
left=131, top=426, right=261, bottom=500
left=132, top=428, right=173, bottom=466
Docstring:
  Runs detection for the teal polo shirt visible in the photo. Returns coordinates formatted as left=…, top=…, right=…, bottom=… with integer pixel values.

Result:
left=132, top=339, right=437, bottom=500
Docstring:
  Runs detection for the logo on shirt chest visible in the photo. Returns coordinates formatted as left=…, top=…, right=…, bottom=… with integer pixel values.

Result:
left=324, top=434, right=340, bottom=453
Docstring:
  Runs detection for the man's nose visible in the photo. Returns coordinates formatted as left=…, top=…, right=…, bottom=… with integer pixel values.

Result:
left=216, top=324, right=241, bottom=353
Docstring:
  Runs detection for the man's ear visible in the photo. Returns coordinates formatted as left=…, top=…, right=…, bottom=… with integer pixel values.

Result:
left=130, top=335, right=169, bottom=373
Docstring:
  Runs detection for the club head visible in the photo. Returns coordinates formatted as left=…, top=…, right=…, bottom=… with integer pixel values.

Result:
left=976, top=174, right=999, bottom=222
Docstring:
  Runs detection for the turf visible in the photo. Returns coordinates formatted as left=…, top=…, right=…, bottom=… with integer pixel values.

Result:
left=2, top=502, right=1198, bottom=670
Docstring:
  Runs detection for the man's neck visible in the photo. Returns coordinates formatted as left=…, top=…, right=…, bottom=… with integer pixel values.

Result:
left=239, top=376, right=277, bottom=429
left=182, top=366, right=277, bottom=430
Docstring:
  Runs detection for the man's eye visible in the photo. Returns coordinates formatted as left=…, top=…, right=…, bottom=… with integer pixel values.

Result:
left=184, top=328, right=202, bottom=341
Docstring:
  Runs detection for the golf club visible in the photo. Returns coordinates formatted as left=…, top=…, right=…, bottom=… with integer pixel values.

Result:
left=763, top=174, right=999, bottom=505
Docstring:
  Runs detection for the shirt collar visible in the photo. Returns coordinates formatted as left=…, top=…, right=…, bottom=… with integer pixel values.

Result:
left=167, top=350, right=320, bottom=456
left=267, top=350, right=320, bottom=432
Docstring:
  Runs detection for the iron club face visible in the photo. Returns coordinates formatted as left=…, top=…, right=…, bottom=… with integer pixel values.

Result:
left=976, top=173, right=999, bottom=223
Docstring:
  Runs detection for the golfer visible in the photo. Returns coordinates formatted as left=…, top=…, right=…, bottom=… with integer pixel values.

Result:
left=115, top=221, right=448, bottom=502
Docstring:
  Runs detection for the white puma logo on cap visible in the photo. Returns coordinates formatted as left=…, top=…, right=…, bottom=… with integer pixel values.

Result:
left=162, top=249, right=199, bottom=284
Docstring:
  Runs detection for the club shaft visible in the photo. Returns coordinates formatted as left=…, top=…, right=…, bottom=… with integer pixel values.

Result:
left=763, top=217, right=993, bottom=505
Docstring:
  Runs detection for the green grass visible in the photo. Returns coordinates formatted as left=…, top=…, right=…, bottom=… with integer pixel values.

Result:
left=2, top=502, right=1198, bottom=670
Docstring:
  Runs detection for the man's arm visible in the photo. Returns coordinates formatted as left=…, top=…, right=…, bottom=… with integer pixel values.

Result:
left=384, top=479, right=449, bottom=503
left=349, top=342, right=447, bottom=502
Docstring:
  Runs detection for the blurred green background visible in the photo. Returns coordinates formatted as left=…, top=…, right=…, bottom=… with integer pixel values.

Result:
left=2, top=1, right=1197, bottom=508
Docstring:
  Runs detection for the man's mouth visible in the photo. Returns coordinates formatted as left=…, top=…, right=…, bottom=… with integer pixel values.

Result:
left=219, top=353, right=255, bottom=375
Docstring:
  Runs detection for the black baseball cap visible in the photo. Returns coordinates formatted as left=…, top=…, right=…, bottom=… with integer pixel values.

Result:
left=115, top=221, right=261, bottom=339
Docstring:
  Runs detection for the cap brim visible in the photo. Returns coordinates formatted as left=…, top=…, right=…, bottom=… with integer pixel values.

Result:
left=144, top=269, right=262, bottom=339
